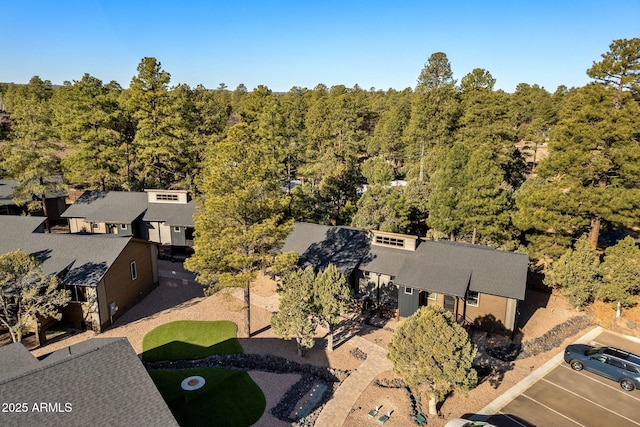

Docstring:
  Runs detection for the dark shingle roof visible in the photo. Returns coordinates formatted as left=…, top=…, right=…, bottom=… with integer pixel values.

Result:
left=0, top=179, right=18, bottom=207
left=143, top=200, right=196, bottom=227
left=0, top=338, right=178, bottom=426
left=284, top=222, right=529, bottom=300
left=0, top=216, right=132, bottom=287
left=282, top=222, right=371, bottom=275
left=61, top=190, right=148, bottom=224
left=0, top=343, right=40, bottom=381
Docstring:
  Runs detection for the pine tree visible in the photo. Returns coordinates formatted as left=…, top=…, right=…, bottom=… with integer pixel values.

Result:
left=313, top=264, right=352, bottom=351
left=598, top=236, right=640, bottom=311
left=52, top=73, right=126, bottom=190
left=544, top=236, right=600, bottom=310
left=271, top=267, right=318, bottom=356
left=388, top=305, right=477, bottom=416
left=185, top=123, right=292, bottom=337
left=1, top=77, right=65, bottom=228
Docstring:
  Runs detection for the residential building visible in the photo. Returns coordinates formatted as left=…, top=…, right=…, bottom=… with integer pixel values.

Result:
left=0, top=338, right=178, bottom=426
left=141, top=189, right=195, bottom=251
left=282, top=222, right=529, bottom=333
left=0, top=179, right=67, bottom=222
left=62, top=189, right=195, bottom=253
left=61, top=190, right=148, bottom=236
left=0, top=216, right=159, bottom=336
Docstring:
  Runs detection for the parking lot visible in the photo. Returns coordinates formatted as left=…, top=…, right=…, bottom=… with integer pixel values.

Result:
left=483, top=328, right=640, bottom=427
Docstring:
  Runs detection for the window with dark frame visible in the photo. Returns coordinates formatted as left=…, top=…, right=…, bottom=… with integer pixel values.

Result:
left=404, top=287, right=413, bottom=295
left=466, top=291, right=479, bottom=307
left=156, top=193, right=179, bottom=201
left=374, top=235, right=405, bottom=248
left=130, top=261, right=137, bottom=280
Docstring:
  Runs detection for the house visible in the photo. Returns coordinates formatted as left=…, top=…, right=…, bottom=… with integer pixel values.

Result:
left=61, top=190, right=148, bottom=236
left=0, top=178, right=67, bottom=222
left=141, top=189, right=195, bottom=252
left=0, top=338, right=178, bottom=426
left=282, top=222, right=529, bottom=333
left=62, top=189, right=195, bottom=254
left=0, top=216, right=159, bottom=335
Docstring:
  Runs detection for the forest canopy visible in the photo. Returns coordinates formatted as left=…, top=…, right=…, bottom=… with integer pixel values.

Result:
left=1, top=38, right=639, bottom=272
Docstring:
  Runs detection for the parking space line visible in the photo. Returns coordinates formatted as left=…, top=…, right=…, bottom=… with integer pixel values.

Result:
left=558, top=364, right=640, bottom=403
left=540, top=378, right=640, bottom=426
left=520, top=394, right=585, bottom=426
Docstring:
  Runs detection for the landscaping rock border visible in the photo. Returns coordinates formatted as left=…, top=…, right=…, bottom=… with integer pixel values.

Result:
left=144, top=353, right=351, bottom=424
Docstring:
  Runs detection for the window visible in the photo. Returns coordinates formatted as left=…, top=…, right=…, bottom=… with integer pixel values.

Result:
left=174, top=226, right=181, bottom=232
left=428, top=292, right=437, bottom=301
left=121, top=224, right=128, bottom=230
left=130, top=261, right=137, bottom=280
left=374, top=235, right=405, bottom=248
left=92, top=223, right=99, bottom=229
left=404, top=287, right=413, bottom=295
left=466, top=291, right=479, bottom=307
left=156, top=193, right=179, bottom=201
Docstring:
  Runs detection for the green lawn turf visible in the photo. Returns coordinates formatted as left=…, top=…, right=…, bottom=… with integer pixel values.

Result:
left=149, top=367, right=266, bottom=427
left=142, top=320, right=243, bottom=362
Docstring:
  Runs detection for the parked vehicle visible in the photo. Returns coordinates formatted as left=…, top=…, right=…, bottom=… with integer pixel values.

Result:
left=564, top=344, right=640, bottom=391
left=444, top=419, right=496, bottom=427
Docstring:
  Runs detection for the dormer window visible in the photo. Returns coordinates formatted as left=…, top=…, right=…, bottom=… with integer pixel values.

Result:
left=156, top=193, right=179, bottom=201
left=375, top=235, right=405, bottom=248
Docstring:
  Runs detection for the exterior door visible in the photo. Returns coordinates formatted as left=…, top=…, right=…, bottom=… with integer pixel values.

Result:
left=443, top=295, right=455, bottom=313
left=418, top=291, right=429, bottom=307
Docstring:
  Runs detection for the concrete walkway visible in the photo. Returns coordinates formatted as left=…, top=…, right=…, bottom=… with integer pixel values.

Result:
left=315, top=335, right=393, bottom=426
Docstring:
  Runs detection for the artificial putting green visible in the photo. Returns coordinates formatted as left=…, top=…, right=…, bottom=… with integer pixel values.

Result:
left=142, top=320, right=243, bottom=362
left=149, top=367, right=266, bottom=427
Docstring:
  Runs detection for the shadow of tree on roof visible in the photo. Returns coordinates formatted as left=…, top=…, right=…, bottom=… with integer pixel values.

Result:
left=301, top=227, right=372, bottom=274
left=29, top=248, right=52, bottom=264
left=62, top=261, right=109, bottom=286
left=73, top=190, right=108, bottom=204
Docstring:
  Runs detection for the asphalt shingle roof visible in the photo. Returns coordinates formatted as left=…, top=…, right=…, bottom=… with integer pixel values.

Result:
left=0, top=179, right=18, bottom=207
left=284, top=222, right=529, bottom=300
left=282, top=222, right=371, bottom=276
left=61, top=190, right=148, bottom=224
left=0, top=216, right=132, bottom=287
left=143, top=200, right=196, bottom=227
left=0, top=338, right=178, bottom=426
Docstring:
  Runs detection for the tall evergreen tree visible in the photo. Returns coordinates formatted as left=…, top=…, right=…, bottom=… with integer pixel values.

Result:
left=404, top=52, right=460, bottom=180
left=122, top=57, right=179, bottom=188
left=516, top=83, right=640, bottom=251
left=587, top=38, right=640, bottom=105
left=185, top=123, right=292, bottom=337
left=1, top=77, right=65, bottom=227
left=52, top=74, right=126, bottom=190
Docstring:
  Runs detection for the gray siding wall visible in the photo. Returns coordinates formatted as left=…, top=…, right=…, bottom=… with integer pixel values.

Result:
left=118, top=224, right=133, bottom=237
left=399, top=286, right=419, bottom=317
left=170, top=226, right=186, bottom=246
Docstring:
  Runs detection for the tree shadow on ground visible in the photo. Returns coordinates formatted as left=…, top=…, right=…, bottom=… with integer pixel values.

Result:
left=141, top=337, right=243, bottom=362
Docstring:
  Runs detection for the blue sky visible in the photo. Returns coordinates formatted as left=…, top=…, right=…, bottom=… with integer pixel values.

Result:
left=1, top=1, right=638, bottom=93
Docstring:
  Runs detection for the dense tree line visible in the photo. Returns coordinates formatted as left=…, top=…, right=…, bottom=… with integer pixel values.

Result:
left=1, top=39, right=639, bottom=281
